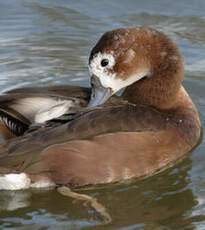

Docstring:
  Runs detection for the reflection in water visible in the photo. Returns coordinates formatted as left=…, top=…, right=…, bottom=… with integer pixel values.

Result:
left=0, top=0, right=205, bottom=229
left=0, top=191, right=31, bottom=211
left=0, top=158, right=200, bottom=229
left=95, top=158, right=197, bottom=230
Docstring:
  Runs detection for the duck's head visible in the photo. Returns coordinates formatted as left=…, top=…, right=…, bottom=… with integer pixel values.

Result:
left=88, top=27, right=184, bottom=109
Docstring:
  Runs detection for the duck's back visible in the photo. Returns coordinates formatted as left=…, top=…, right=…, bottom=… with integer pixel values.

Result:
left=0, top=86, right=200, bottom=188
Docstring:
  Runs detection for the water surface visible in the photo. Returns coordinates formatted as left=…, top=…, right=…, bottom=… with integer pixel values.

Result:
left=0, top=0, right=205, bottom=229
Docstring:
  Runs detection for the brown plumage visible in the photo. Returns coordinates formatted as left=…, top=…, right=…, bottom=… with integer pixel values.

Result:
left=0, top=27, right=201, bottom=189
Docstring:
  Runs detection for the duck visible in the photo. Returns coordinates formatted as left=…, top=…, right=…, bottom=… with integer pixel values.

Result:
left=0, top=27, right=201, bottom=191
left=0, top=85, right=90, bottom=139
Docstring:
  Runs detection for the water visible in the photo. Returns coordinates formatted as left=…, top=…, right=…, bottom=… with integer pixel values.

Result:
left=0, top=0, right=205, bottom=229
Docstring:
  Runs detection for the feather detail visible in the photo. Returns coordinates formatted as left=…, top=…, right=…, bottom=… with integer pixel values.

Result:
left=0, top=107, right=31, bottom=136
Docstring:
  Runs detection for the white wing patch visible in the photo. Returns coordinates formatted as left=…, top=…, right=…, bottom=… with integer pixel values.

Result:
left=10, top=97, right=79, bottom=124
left=34, top=100, right=75, bottom=124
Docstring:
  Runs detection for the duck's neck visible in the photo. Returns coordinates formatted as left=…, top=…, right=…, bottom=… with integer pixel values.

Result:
left=123, top=81, right=198, bottom=115
left=123, top=64, right=185, bottom=110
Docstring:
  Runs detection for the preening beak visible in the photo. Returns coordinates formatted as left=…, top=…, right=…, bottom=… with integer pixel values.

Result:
left=88, top=75, right=113, bottom=107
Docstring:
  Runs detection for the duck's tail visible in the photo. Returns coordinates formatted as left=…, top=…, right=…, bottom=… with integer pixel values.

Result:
left=0, top=107, right=30, bottom=137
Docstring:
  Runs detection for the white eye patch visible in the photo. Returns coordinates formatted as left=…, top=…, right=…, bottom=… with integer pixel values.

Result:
left=89, top=52, right=115, bottom=75
left=89, top=52, right=149, bottom=94
left=89, top=52, right=117, bottom=89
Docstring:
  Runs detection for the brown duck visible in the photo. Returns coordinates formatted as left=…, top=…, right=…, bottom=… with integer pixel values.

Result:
left=0, top=27, right=201, bottom=190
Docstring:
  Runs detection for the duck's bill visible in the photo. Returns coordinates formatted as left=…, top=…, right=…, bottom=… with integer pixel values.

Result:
left=88, top=75, right=113, bottom=107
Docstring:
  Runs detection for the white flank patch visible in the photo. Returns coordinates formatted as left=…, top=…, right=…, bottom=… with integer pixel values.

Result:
left=0, top=173, right=31, bottom=190
left=31, top=179, right=55, bottom=188
left=0, top=173, right=56, bottom=190
left=89, top=52, right=149, bottom=93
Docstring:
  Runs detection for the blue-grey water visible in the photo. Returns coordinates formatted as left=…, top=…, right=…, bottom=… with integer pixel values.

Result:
left=0, top=0, right=205, bottom=229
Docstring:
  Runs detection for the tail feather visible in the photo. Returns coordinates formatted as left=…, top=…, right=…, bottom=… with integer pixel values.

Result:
left=0, top=107, right=30, bottom=136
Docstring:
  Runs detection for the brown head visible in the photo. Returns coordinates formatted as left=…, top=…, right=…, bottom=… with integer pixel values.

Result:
left=88, top=27, right=184, bottom=109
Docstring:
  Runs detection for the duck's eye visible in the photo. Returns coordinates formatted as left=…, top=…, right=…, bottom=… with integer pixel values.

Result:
left=101, top=59, right=109, bottom=67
